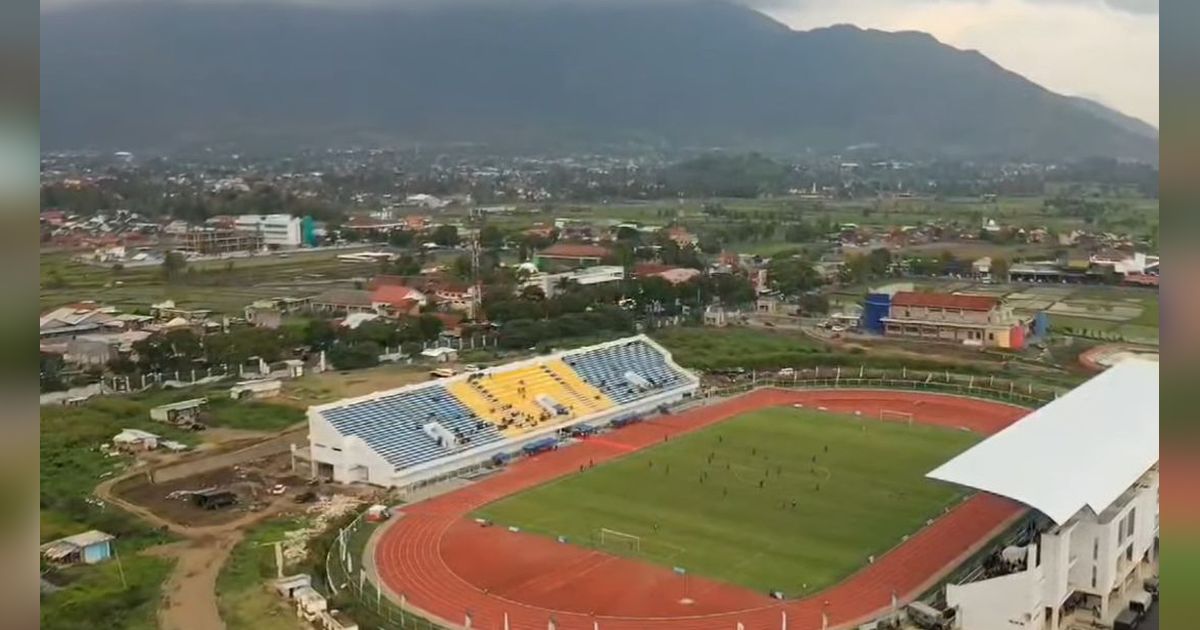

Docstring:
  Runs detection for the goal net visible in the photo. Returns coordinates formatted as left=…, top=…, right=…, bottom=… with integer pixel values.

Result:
left=879, top=409, right=915, bottom=426
left=598, top=528, right=641, bottom=553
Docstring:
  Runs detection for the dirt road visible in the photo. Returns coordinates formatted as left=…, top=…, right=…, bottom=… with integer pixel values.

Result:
left=149, top=535, right=242, bottom=630
left=95, top=428, right=309, bottom=630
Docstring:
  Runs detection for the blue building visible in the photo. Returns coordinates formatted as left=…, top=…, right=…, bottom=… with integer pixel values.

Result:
left=41, top=530, right=115, bottom=565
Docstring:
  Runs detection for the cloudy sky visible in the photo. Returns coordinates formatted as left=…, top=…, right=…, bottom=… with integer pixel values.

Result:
left=758, top=0, right=1159, bottom=126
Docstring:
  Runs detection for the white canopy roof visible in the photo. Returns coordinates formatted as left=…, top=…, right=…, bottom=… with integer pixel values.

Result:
left=927, top=358, right=1158, bottom=524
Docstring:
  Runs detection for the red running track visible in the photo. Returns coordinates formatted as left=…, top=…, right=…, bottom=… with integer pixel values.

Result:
left=374, top=389, right=1029, bottom=630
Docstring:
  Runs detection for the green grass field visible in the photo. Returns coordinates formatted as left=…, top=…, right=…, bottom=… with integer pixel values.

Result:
left=475, top=408, right=978, bottom=595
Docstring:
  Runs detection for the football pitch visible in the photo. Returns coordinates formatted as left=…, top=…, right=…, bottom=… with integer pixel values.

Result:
left=474, top=407, right=979, bottom=596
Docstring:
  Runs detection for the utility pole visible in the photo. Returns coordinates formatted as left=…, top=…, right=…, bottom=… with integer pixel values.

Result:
left=470, top=219, right=485, bottom=321
left=113, top=544, right=128, bottom=589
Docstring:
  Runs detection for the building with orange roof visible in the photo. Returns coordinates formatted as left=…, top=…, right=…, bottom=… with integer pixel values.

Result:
left=533, top=242, right=611, bottom=270
left=881, top=291, right=1031, bottom=349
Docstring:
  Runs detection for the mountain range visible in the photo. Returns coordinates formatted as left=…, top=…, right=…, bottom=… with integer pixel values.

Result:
left=40, top=0, right=1158, bottom=161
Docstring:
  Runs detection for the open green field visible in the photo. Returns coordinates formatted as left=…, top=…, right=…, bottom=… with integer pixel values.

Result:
left=653, top=326, right=828, bottom=371
left=40, top=250, right=373, bottom=313
left=475, top=408, right=978, bottom=595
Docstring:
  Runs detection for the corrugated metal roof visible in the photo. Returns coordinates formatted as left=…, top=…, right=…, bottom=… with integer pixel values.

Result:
left=927, top=358, right=1158, bottom=524
left=891, top=291, right=999, bottom=311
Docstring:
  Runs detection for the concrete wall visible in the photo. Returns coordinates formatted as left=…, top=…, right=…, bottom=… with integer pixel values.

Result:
left=950, top=473, right=1160, bottom=630
left=948, top=561, right=1043, bottom=630
left=152, top=430, right=306, bottom=483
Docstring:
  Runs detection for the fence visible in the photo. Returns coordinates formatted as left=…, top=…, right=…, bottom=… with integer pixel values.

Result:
left=324, top=511, right=450, bottom=630
left=703, top=365, right=1061, bottom=408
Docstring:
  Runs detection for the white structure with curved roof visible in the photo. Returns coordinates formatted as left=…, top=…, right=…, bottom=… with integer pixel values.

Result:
left=928, top=358, right=1158, bottom=525
left=931, top=358, right=1159, bottom=630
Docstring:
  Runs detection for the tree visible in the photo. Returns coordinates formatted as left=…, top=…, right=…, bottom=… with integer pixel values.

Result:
left=478, top=224, right=505, bottom=249
left=451, top=254, right=473, bottom=280
left=866, top=248, right=892, bottom=277
left=431, top=225, right=460, bottom=247
left=840, top=254, right=871, bottom=285
left=768, top=257, right=820, bottom=295
left=697, top=235, right=722, bottom=255
left=798, top=292, right=830, bottom=315
left=161, top=251, right=188, bottom=282
left=417, top=314, right=444, bottom=340
left=328, top=342, right=380, bottom=370
left=936, top=250, right=958, bottom=275
left=388, top=229, right=415, bottom=248
left=304, top=318, right=338, bottom=350
left=615, top=225, right=641, bottom=243
left=990, top=257, right=1010, bottom=282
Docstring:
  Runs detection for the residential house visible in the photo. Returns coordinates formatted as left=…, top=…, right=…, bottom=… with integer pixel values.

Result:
left=63, top=330, right=152, bottom=366
left=310, top=289, right=376, bottom=314
left=40, top=304, right=120, bottom=341
left=371, top=285, right=427, bottom=316
left=112, top=428, right=160, bottom=452
left=41, top=530, right=116, bottom=566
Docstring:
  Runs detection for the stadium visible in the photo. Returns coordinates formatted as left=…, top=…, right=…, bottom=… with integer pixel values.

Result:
left=310, top=337, right=1159, bottom=630
left=308, top=335, right=700, bottom=487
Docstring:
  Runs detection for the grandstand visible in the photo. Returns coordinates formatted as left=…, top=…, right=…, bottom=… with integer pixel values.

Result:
left=928, top=358, right=1159, bottom=630
left=307, top=335, right=699, bottom=487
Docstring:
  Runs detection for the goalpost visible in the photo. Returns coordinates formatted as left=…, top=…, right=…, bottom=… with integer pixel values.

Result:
left=879, top=409, right=915, bottom=426
left=598, top=528, right=641, bottom=553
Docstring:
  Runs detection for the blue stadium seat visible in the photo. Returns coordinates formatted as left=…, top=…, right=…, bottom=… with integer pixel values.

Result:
left=320, top=385, right=503, bottom=470
left=564, top=340, right=688, bottom=405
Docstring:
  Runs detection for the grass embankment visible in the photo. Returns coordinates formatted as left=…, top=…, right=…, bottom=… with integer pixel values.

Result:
left=217, top=518, right=308, bottom=630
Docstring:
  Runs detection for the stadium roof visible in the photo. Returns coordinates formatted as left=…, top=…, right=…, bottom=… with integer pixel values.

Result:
left=927, top=358, right=1158, bottom=525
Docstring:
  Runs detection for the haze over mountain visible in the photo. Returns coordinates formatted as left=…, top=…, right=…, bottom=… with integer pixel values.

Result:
left=40, top=0, right=1158, bottom=161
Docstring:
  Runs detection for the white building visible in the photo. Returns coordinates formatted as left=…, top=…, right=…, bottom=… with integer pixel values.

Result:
left=235, top=214, right=302, bottom=247
left=520, top=265, right=625, bottom=298
left=404, top=194, right=449, bottom=209
left=929, top=359, right=1159, bottom=630
left=1089, top=252, right=1160, bottom=276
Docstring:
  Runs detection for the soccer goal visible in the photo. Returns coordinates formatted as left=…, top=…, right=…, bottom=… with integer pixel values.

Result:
left=598, top=528, right=641, bottom=553
left=879, top=409, right=915, bottom=426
